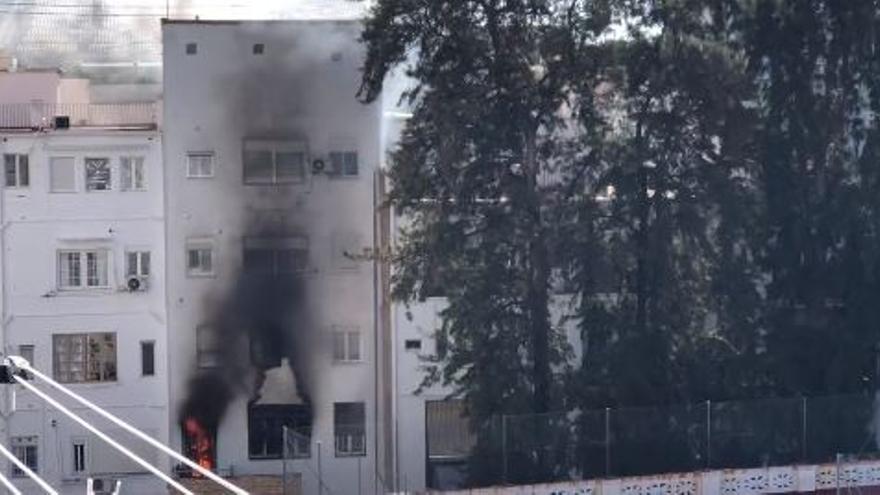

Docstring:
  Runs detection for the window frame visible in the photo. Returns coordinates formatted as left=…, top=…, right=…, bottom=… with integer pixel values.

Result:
left=186, top=151, right=215, bottom=178
left=72, top=438, right=87, bottom=475
left=52, top=333, right=117, bottom=384
left=196, top=325, right=221, bottom=369
left=242, top=140, right=307, bottom=185
left=10, top=436, right=38, bottom=477
left=186, top=239, right=215, bottom=278
left=140, top=340, right=155, bottom=377
left=332, top=326, right=362, bottom=363
left=243, top=236, right=309, bottom=276
left=334, top=402, right=366, bottom=457
left=4, top=153, right=29, bottom=188
left=57, top=249, right=111, bottom=290
left=119, top=156, right=146, bottom=191
left=49, top=156, right=76, bottom=193
left=328, top=150, right=359, bottom=178
left=125, top=250, right=151, bottom=278
left=84, top=157, right=112, bottom=192
left=247, top=404, right=311, bottom=460
left=18, top=344, right=35, bottom=365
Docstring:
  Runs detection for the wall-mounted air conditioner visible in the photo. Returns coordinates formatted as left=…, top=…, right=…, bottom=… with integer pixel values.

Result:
left=311, top=158, right=326, bottom=174
left=87, top=478, right=121, bottom=495
left=125, top=275, right=149, bottom=292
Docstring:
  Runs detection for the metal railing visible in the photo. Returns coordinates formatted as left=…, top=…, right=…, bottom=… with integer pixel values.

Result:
left=0, top=102, right=157, bottom=129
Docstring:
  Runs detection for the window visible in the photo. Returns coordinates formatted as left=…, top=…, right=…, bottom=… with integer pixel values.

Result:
left=18, top=344, right=34, bottom=365
left=186, top=240, right=214, bottom=277
left=49, top=156, right=76, bottom=192
left=141, top=341, right=155, bottom=377
left=243, top=140, right=306, bottom=184
left=52, top=333, right=117, bottom=383
left=332, top=327, right=361, bottom=363
left=57, top=250, right=110, bottom=289
left=84, top=158, right=111, bottom=191
left=186, top=152, right=214, bottom=178
left=334, top=402, right=366, bottom=456
left=328, top=151, right=358, bottom=176
left=72, top=440, right=86, bottom=474
left=243, top=236, right=308, bottom=276
left=405, top=339, right=422, bottom=351
left=253, top=43, right=265, bottom=55
left=4, top=154, right=29, bottom=187
left=196, top=326, right=221, bottom=369
left=120, top=156, right=146, bottom=191
left=186, top=42, right=197, bottom=55
left=126, top=251, right=151, bottom=277
left=248, top=405, right=311, bottom=459
left=10, top=436, right=37, bottom=477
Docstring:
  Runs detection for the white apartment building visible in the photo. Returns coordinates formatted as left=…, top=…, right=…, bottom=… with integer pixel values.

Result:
left=0, top=68, right=167, bottom=494
left=162, top=20, right=390, bottom=494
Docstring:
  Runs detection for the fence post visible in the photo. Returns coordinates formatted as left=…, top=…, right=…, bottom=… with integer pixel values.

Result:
left=501, top=414, right=509, bottom=484
left=706, top=400, right=712, bottom=470
left=317, top=440, right=323, bottom=495
left=801, top=396, right=808, bottom=462
left=605, top=407, right=611, bottom=477
left=282, top=426, right=288, bottom=495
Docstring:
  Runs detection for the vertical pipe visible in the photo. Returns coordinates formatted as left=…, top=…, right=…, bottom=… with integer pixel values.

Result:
left=317, top=441, right=323, bottom=495
left=358, top=456, right=362, bottom=495
left=282, top=426, right=288, bottom=495
left=836, top=452, right=842, bottom=495
left=604, top=407, right=611, bottom=477
left=706, top=400, right=711, bottom=469
left=801, top=396, right=808, bottom=462
left=501, top=415, right=508, bottom=484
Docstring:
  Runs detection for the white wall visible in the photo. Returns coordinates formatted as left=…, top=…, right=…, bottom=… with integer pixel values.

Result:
left=0, top=129, right=167, bottom=492
left=162, top=20, right=384, bottom=495
left=0, top=72, right=60, bottom=105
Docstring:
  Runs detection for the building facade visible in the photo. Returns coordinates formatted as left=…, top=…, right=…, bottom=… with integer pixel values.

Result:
left=162, top=20, right=389, bottom=494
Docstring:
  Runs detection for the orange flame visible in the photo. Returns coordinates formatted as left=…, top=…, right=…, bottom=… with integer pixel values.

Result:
left=183, top=417, right=214, bottom=474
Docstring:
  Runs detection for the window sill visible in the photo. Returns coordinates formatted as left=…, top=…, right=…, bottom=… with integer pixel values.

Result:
left=186, top=175, right=215, bottom=179
left=335, top=452, right=366, bottom=458
left=186, top=272, right=217, bottom=279
left=332, top=360, right=365, bottom=365
left=54, top=287, right=114, bottom=295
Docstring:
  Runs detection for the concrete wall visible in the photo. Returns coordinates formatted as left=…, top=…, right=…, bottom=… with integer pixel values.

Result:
left=0, top=72, right=60, bottom=105
left=0, top=129, right=167, bottom=493
left=162, top=20, right=384, bottom=495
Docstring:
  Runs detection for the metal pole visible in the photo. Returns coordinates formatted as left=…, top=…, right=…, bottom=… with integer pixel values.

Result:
left=802, top=397, right=808, bottom=462
left=605, top=407, right=611, bottom=477
left=501, top=415, right=508, bottom=484
left=358, top=456, right=362, bottom=495
left=706, top=400, right=711, bottom=469
left=317, top=440, right=323, bottom=495
left=17, top=362, right=250, bottom=495
left=836, top=452, right=842, bottom=495
left=282, top=426, right=288, bottom=495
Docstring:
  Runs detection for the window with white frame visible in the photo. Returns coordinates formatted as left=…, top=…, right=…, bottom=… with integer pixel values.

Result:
left=84, top=157, right=111, bottom=191
left=52, top=333, right=117, bottom=383
left=242, top=140, right=306, bottom=184
left=243, top=236, right=308, bottom=275
left=49, top=156, right=76, bottom=192
left=10, top=436, right=38, bottom=477
left=187, top=152, right=214, bottom=178
left=125, top=251, right=151, bottom=277
left=196, top=325, right=221, bottom=369
left=328, top=150, right=358, bottom=177
left=332, top=326, right=361, bottom=363
left=4, top=153, right=29, bottom=187
left=334, top=402, right=366, bottom=457
left=120, top=156, right=146, bottom=191
left=186, top=240, right=214, bottom=277
left=57, top=249, right=110, bottom=289
left=72, top=439, right=86, bottom=474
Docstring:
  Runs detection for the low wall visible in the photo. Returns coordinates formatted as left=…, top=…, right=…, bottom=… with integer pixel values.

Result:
left=420, top=459, right=880, bottom=495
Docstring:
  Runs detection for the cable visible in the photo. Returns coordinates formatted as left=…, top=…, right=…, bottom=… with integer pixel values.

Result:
left=20, top=364, right=250, bottom=495
left=12, top=375, right=194, bottom=495
left=0, top=467, right=22, bottom=495
left=0, top=441, right=56, bottom=494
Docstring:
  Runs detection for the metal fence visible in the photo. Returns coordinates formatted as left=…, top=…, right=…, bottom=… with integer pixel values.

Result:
left=460, top=393, right=879, bottom=487
left=0, top=102, right=157, bottom=129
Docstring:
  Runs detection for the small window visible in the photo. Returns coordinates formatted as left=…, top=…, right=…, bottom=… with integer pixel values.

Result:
left=405, top=339, right=422, bottom=351
left=84, top=157, right=111, bottom=191
left=186, top=241, right=214, bottom=277
left=49, top=156, right=76, bottom=192
left=196, top=325, right=221, bottom=369
left=4, top=154, right=29, bottom=187
left=243, top=141, right=306, bottom=184
left=18, top=345, right=34, bottom=365
left=126, top=251, right=151, bottom=277
left=328, top=151, right=358, bottom=177
left=332, top=327, right=361, bottom=363
left=72, top=440, right=86, bottom=474
left=57, top=250, right=110, bottom=289
left=334, top=402, right=366, bottom=457
left=186, top=42, right=197, bottom=55
left=141, top=341, right=155, bottom=377
left=253, top=43, right=265, bottom=55
left=120, top=156, right=146, bottom=191
left=10, top=436, right=38, bottom=477
left=52, top=333, right=117, bottom=383
left=186, top=152, right=214, bottom=178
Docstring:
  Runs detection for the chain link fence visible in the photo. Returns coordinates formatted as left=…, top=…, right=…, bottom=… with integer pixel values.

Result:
left=457, top=393, right=879, bottom=487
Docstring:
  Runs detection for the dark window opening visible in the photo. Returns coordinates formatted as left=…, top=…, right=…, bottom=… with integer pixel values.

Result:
left=405, top=339, right=422, bottom=351
left=141, top=341, right=155, bottom=376
left=248, top=404, right=311, bottom=459
left=253, top=43, right=265, bottom=55
left=334, top=402, right=366, bottom=457
left=185, top=43, right=197, bottom=55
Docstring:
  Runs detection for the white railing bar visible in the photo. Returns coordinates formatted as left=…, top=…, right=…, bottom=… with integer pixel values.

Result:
left=0, top=441, right=55, bottom=494
left=19, top=363, right=249, bottom=495
left=12, top=375, right=194, bottom=495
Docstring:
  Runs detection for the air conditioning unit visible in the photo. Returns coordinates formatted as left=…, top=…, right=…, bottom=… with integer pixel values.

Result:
left=311, top=158, right=326, bottom=174
left=88, top=478, right=120, bottom=495
left=125, top=275, right=149, bottom=292
left=54, top=116, right=70, bottom=129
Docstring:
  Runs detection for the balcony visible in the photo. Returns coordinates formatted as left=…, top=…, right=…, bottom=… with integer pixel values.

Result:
left=0, top=102, right=158, bottom=130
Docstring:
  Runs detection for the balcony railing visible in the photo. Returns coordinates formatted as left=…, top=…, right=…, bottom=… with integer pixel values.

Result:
left=0, top=102, right=158, bottom=129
